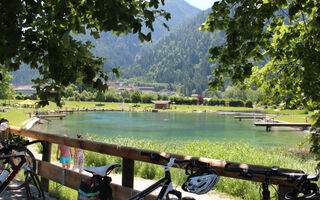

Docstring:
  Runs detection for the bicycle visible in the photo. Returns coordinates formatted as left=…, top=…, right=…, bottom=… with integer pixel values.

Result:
left=224, top=165, right=320, bottom=200
left=0, top=138, right=45, bottom=199
left=82, top=151, right=220, bottom=200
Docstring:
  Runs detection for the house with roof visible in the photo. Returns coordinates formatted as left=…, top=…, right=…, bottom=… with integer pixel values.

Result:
left=151, top=100, right=171, bottom=109
left=191, top=94, right=204, bottom=105
left=12, top=85, right=36, bottom=94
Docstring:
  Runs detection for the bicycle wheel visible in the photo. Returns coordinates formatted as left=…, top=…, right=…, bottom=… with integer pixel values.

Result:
left=23, top=147, right=37, bottom=172
left=25, top=170, right=45, bottom=200
left=6, top=147, right=37, bottom=190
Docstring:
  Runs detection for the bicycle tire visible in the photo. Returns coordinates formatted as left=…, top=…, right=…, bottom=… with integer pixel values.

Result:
left=20, top=147, right=37, bottom=172
left=7, top=147, right=37, bottom=190
left=25, top=170, right=45, bottom=200
left=9, top=146, right=36, bottom=172
left=6, top=147, right=37, bottom=190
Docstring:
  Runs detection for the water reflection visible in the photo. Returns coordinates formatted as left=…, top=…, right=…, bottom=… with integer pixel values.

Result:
left=32, top=112, right=306, bottom=146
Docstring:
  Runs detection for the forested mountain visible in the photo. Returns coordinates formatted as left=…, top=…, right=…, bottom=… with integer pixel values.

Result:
left=10, top=0, right=200, bottom=85
left=123, top=11, right=225, bottom=96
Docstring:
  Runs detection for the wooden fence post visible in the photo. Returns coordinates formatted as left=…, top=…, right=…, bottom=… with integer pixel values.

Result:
left=41, top=141, right=52, bottom=192
left=278, top=185, right=295, bottom=200
left=122, top=158, right=134, bottom=188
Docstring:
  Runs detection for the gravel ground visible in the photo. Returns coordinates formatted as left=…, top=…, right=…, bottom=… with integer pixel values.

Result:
left=0, top=179, right=56, bottom=200
left=110, top=173, right=234, bottom=200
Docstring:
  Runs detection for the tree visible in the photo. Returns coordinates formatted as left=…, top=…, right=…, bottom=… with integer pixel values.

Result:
left=95, top=91, right=105, bottom=102
left=105, top=89, right=119, bottom=102
left=65, top=84, right=77, bottom=98
left=79, top=90, right=91, bottom=101
left=131, top=90, right=141, bottom=105
left=0, top=69, right=14, bottom=99
left=223, top=86, right=247, bottom=101
left=142, top=92, right=156, bottom=103
left=201, top=1, right=320, bottom=160
left=0, top=0, right=170, bottom=106
left=201, top=1, right=320, bottom=108
left=120, top=90, right=131, bottom=99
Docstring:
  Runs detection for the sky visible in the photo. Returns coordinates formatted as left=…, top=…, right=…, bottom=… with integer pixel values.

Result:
left=184, top=0, right=218, bottom=10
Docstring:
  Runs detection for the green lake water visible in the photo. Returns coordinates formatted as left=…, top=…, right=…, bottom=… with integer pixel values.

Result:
left=33, top=112, right=306, bottom=146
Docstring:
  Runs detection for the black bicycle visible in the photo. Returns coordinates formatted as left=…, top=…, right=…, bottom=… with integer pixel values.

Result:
left=128, top=152, right=220, bottom=200
left=82, top=152, right=220, bottom=200
left=0, top=139, right=45, bottom=199
left=224, top=165, right=320, bottom=200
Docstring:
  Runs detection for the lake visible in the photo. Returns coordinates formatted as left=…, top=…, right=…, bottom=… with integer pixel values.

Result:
left=33, top=111, right=306, bottom=146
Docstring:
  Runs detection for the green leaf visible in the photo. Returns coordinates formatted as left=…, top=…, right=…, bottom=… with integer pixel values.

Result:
left=62, top=31, right=70, bottom=47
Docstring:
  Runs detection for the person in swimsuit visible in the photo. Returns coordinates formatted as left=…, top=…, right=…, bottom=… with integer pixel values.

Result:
left=57, top=142, right=73, bottom=169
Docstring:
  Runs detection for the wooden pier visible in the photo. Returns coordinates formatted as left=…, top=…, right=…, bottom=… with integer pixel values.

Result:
left=234, top=116, right=266, bottom=121
left=55, top=108, right=123, bottom=113
left=36, top=114, right=66, bottom=120
left=254, top=122, right=311, bottom=132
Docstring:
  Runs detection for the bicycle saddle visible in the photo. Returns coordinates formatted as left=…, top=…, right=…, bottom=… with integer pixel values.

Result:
left=84, top=163, right=121, bottom=177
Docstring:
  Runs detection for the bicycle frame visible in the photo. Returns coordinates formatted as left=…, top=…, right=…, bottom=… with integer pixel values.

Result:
left=225, top=165, right=320, bottom=200
left=128, top=157, right=181, bottom=200
left=0, top=152, right=28, bottom=193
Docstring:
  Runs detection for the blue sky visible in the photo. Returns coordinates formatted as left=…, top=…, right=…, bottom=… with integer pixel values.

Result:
left=185, top=0, right=218, bottom=10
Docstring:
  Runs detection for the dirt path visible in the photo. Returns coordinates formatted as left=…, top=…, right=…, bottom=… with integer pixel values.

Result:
left=110, top=173, right=233, bottom=200
left=0, top=179, right=56, bottom=200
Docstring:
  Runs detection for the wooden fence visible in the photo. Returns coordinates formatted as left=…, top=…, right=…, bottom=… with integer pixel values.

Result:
left=9, top=126, right=302, bottom=200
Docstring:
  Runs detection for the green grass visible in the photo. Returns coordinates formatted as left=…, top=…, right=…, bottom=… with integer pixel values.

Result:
left=48, top=182, right=78, bottom=200
left=45, top=136, right=317, bottom=200
left=274, top=114, right=309, bottom=123
left=1, top=100, right=316, bottom=199
left=0, top=99, right=312, bottom=127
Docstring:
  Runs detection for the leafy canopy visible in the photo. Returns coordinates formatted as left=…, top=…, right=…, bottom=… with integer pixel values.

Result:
left=131, top=90, right=142, bottom=105
left=0, top=68, right=14, bottom=99
left=0, top=0, right=170, bottom=106
left=201, top=0, right=320, bottom=108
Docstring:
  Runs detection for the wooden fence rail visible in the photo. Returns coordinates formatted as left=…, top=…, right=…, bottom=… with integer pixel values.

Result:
left=37, top=160, right=156, bottom=200
left=8, top=126, right=303, bottom=199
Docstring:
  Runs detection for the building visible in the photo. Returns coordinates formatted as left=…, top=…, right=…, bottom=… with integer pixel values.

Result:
left=12, top=85, right=36, bottom=94
left=159, top=89, right=175, bottom=97
left=191, top=94, right=204, bottom=105
left=138, top=87, right=155, bottom=93
left=151, top=100, right=171, bottom=109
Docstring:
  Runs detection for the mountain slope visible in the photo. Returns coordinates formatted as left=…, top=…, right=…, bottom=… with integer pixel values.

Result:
left=123, top=10, right=224, bottom=95
left=11, top=0, right=200, bottom=85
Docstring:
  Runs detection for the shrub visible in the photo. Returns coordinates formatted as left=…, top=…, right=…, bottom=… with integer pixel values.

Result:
left=219, top=99, right=226, bottom=106
left=229, top=99, right=244, bottom=107
left=245, top=100, right=253, bottom=108
left=208, top=98, right=220, bottom=106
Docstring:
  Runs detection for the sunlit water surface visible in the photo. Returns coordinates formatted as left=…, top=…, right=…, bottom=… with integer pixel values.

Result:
left=33, top=112, right=306, bottom=146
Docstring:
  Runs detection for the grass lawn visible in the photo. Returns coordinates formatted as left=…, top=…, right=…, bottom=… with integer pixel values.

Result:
left=0, top=99, right=317, bottom=199
left=0, top=99, right=313, bottom=127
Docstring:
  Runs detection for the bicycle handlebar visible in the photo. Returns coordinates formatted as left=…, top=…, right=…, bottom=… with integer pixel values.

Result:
left=224, top=165, right=319, bottom=182
left=0, top=140, right=43, bottom=154
left=225, top=165, right=320, bottom=199
left=140, top=152, right=211, bottom=169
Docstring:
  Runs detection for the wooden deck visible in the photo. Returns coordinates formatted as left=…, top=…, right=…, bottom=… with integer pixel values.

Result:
left=56, top=108, right=123, bottom=113
left=36, top=114, right=66, bottom=119
left=234, top=116, right=266, bottom=120
left=254, top=122, right=311, bottom=132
